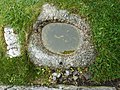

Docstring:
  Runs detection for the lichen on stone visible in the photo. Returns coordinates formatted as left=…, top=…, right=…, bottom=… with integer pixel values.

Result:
left=4, top=27, right=21, bottom=58
left=28, top=4, right=96, bottom=68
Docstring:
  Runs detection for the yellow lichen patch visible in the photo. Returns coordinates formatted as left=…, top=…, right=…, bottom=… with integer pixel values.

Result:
left=61, top=50, right=75, bottom=54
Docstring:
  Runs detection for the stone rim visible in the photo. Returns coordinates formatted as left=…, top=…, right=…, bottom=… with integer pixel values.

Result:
left=28, top=4, right=96, bottom=68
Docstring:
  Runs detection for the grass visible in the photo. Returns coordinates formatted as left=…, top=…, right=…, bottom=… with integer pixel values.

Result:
left=0, top=0, right=120, bottom=85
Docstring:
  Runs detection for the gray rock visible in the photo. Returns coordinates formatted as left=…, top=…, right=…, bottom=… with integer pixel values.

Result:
left=57, top=85, right=117, bottom=90
left=73, top=75, right=78, bottom=81
left=4, top=27, right=21, bottom=58
left=52, top=76, right=57, bottom=81
left=52, top=73, right=58, bottom=77
left=65, top=70, right=70, bottom=76
left=57, top=73, right=61, bottom=78
left=0, top=85, right=117, bottom=90
left=83, top=72, right=92, bottom=80
left=28, top=4, right=96, bottom=68
left=73, top=71, right=79, bottom=76
left=52, top=72, right=61, bottom=80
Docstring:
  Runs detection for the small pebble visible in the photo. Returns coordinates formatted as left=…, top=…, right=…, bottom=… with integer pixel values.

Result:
left=52, top=73, right=57, bottom=77
left=83, top=72, right=91, bottom=80
left=52, top=76, right=56, bottom=81
left=59, top=77, right=63, bottom=83
left=57, top=73, right=61, bottom=78
left=73, top=71, right=78, bottom=76
left=68, top=77, right=73, bottom=81
left=58, top=86, right=63, bottom=89
left=73, top=75, right=78, bottom=81
left=65, top=70, right=70, bottom=76
left=80, top=71, right=82, bottom=74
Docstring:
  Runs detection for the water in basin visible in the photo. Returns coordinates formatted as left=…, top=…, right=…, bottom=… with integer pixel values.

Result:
left=42, top=23, right=80, bottom=55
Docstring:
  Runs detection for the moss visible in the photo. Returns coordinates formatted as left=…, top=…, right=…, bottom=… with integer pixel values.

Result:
left=61, top=50, right=75, bottom=54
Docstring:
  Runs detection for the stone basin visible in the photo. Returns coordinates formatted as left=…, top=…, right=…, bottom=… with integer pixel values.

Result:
left=28, top=4, right=96, bottom=68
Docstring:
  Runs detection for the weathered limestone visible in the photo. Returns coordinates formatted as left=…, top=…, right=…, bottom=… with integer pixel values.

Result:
left=4, top=27, right=21, bottom=58
left=28, top=4, right=96, bottom=68
left=0, top=85, right=117, bottom=90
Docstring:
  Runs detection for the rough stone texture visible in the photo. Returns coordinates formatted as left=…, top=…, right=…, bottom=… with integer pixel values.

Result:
left=0, top=85, right=117, bottom=90
left=4, top=27, right=21, bottom=58
left=28, top=4, right=96, bottom=68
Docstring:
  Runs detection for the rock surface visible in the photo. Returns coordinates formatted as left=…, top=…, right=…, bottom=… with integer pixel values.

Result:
left=28, top=4, right=96, bottom=68
left=0, top=85, right=117, bottom=90
left=4, top=27, right=21, bottom=58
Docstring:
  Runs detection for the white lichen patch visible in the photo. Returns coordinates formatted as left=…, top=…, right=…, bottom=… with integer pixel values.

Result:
left=4, top=27, right=20, bottom=58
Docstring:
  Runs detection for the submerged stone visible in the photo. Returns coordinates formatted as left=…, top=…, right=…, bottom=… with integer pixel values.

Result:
left=42, top=23, right=81, bottom=55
